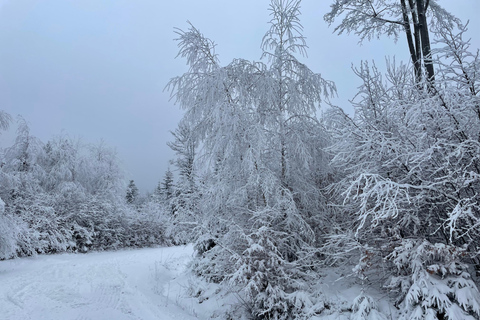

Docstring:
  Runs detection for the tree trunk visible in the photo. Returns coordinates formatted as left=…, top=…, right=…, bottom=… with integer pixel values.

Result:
left=416, top=0, right=435, bottom=82
left=401, top=0, right=422, bottom=83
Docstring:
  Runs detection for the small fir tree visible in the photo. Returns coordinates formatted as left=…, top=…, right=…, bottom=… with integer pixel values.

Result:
left=161, top=168, right=175, bottom=203
left=125, top=180, right=139, bottom=204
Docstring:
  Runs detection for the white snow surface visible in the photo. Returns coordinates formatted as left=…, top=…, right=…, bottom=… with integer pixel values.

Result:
left=0, top=245, right=398, bottom=320
left=0, top=245, right=214, bottom=320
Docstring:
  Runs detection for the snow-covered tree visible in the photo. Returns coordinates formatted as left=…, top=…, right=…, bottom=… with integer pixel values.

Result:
left=0, top=117, right=44, bottom=215
left=0, top=110, right=11, bottom=132
left=78, top=140, right=125, bottom=201
left=324, top=19, right=480, bottom=318
left=0, top=118, right=71, bottom=255
left=386, top=240, right=480, bottom=320
left=0, top=194, right=19, bottom=259
left=2, top=117, right=42, bottom=176
left=324, top=0, right=460, bottom=83
left=160, top=168, right=175, bottom=204
left=0, top=110, right=16, bottom=259
left=0, top=125, right=168, bottom=256
left=167, top=121, right=198, bottom=244
left=169, top=0, right=335, bottom=317
left=126, top=180, right=139, bottom=204
left=38, top=136, right=80, bottom=193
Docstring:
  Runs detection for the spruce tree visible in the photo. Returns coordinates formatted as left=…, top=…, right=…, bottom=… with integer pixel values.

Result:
left=161, top=168, right=174, bottom=203
left=125, top=180, right=139, bottom=204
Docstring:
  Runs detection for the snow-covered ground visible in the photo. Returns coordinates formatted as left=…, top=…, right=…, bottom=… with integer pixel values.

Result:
left=0, top=245, right=216, bottom=320
left=0, top=245, right=397, bottom=320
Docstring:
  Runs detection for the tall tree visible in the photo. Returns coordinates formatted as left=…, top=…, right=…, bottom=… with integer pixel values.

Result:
left=324, top=0, right=460, bottom=83
left=0, top=111, right=17, bottom=258
left=325, top=22, right=480, bottom=319
left=79, top=140, right=125, bottom=201
left=168, top=0, right=335, bottom=317
left=39, top=136, right=79, bottom=193
left=167, top=121, right=198, bottom=243
left=168, top=121, right=195, bottom=201
left=160, top=168, right=175, bottom=203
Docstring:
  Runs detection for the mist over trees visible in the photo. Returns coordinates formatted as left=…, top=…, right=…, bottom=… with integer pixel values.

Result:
left=0, top=118, right=168, bottom=258
left=1, top=0, right=480, bottom=319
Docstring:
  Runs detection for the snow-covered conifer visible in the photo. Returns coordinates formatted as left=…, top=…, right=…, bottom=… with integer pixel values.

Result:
left=167, top=121, right=198, bottom=244
left=386, top=240, right=480, bottom=319
left=160, top=168, right=175, bottom=203
left=126, top=180, right=139, bottom=204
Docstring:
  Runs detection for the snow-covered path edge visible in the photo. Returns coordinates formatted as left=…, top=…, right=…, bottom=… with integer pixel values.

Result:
left=0, top=245, right=213, bottom=320
left=0, top=245, right=400, bottom=320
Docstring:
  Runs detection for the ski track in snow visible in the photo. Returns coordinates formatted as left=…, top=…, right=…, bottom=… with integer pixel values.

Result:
left=0, top=245, right=205, bottom=320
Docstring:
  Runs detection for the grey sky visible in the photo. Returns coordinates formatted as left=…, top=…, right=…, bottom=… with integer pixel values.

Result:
left=1, top=0, right=479, bottom=193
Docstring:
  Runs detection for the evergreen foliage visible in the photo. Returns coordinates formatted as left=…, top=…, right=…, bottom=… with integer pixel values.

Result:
left=161, top=168, right=175, bottom=203
left=167, top=121, right=198, bottom=244
left=126, top=180, right=139, bottom=204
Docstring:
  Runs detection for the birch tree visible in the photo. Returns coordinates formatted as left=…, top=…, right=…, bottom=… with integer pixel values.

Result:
left=324, top=0, right=460, bottom=83
left=168, top=0, right=335, bottom=317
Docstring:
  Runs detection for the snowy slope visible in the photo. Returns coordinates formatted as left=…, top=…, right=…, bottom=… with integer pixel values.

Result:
left=0, top=245, right=209, bottom=320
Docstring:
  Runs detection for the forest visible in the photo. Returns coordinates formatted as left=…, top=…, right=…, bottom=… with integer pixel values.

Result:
left=1, top=0, right=480, bottom=319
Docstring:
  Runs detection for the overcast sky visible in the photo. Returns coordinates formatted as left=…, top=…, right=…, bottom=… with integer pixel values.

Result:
left=1, top=0, right=479, bottom=193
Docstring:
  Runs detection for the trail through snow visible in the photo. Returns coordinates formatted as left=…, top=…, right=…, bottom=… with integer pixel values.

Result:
left=0, top=245, right=210, bottom=320
left=0, top=245, right=397, bottom=320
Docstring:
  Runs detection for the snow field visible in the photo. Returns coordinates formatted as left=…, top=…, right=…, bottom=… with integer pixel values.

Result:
left=0, top=245, right=208, bottom=320
left=0, top=245, right=399, bottom=320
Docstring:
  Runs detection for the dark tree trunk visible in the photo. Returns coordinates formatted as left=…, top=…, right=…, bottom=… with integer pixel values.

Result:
left=408, top=0, right=423, bottom=80
left=416, top=0, right=435, bottom=82
left=401, top=0, right=422, bottom=83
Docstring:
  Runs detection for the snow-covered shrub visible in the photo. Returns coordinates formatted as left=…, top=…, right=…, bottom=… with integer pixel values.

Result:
left=350, top=294, right=387, bottom=320
left=0, top=124, right=170, bottom=257
left=68, top=221, right=93, bottom=253
left=16, top=199, right=71, bottom=255
left=124, top=200, right=169, bottom=247
left=386, top=239, right=480, bottom=320
left=323, top=19, right=480, bottom=319
left=0, top=197, right=19, bottom=259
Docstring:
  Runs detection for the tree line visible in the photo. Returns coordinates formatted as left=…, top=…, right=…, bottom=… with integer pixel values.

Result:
left=1, top=0, right=480, bottom=319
